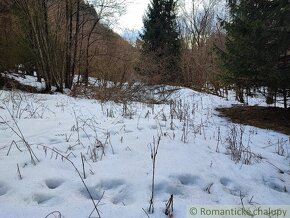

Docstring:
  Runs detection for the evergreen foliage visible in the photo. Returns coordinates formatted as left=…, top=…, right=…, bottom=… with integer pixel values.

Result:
left=140, top=0, right=181, bottom=84
left=219, top=0, right=290, bottom=107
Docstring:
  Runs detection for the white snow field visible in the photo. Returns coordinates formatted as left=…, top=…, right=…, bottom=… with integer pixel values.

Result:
left=0, top=82, right=289, bottom=218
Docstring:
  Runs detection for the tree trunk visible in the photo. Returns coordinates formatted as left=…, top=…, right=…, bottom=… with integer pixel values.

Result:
left=283, top=88, right=287, bottom=109
left=71, top=0, right=80, bottom=88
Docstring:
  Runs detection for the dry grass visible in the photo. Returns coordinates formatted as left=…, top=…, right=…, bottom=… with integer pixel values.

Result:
left=216, top=106, right=290, bottom=136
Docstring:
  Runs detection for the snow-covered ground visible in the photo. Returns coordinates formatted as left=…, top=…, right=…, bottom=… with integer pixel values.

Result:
left=0, top=82, right=289, bottom=218
left=1, top=73, right=47, bottom=91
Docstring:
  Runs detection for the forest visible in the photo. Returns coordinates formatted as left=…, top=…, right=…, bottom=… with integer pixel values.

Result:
left=1, top=0, right=288, bottom=107
left=0, top=1, right=290, bottom=218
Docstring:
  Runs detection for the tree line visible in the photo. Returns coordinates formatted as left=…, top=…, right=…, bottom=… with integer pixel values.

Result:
left=219, top=0, right=290, bottom=108
left=0, top=0, right=289, bottom=108
left=0, top=0, right=133, bottom=92
left=140, top=0, right=289, bottom=108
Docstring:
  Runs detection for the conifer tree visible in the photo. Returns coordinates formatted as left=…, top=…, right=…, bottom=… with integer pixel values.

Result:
left=140, top=0, right=181, bottom=84
left=219, top=0, right=290, bottom=107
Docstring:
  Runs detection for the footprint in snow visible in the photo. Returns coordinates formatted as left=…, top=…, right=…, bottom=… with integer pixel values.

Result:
left=154, top=181, right=184, bottom=196
left=124, top=129, right=134, bottom=133
left=154, top=174, right=207, bottom=198
left=81, top=179, right=133, bottom=206
left=268, top=182, right=287, bottom=193
left=264, top=177, right=289, bottom=193
left=45, top=179, right=64, bottom=190
left=220, top=177, right=244, bottom=196
left=33, top=193, right=54, bottom=205
left=48, top=138, right=62, bottom=144
left=175, top=174, right=203, bottom=186
left=97, top=179, right=132, bottom=205
left=97, top=179, right=124, bottom=190
left=0, top=182, right=8, bottom=196
left=80, top=186, right=103, bottom=201
left=220, top=177, right=231, bottom=187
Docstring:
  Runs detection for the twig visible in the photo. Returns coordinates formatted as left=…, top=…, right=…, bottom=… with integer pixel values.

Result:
left=17, top=163, right=22, bottom=180
left=41, top=145, right=101, bottom=218
left=148, top=136, right=161, bottom=213
left=7, top=140, right=22, bottom=156
left=205, top=183, right=213, bottom=194
left=165, top=194, right=174, bottom=216
left=1, top=107, right=39, bottom=165
left=89, top=191, right=105, bottom=218
left=44, top=211, right=63, bottom=218
left=142, top=208, right=150, bottom=218
left=81, top=153, right=86, bottom=179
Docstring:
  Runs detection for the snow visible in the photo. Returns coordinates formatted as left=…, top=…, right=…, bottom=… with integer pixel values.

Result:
left=1, top=72, right=47, bottom=91
left=0, top=82, right=289, bottom=218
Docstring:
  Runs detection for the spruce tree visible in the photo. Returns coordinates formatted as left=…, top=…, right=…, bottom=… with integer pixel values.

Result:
left=140, top=0, right=181, bottom=84
left=219, top=0, right=290, bottom=107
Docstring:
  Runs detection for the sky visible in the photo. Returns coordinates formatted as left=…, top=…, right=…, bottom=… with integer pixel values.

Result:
left=115, top=0, right=150, bottom=33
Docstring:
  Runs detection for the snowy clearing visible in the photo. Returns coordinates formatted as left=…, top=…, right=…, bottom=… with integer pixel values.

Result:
left=0, top=85, right=289, bottom=218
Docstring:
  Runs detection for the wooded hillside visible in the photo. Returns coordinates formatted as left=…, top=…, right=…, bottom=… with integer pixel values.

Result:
left=0, top=0, right=136, bottom=92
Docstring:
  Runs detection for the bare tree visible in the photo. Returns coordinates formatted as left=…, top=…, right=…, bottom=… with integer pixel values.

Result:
left=13, top=0, right=127, bottom=92
left=179, top=0, right=226, bottom=94
left=13, top=0, right=68, bottom=91
left=80, top=0, right=126, bottom=84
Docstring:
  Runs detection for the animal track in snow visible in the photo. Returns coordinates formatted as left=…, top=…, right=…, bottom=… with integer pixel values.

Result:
left=48, top=138, right=62, bottom=144
left=155, top=181, right=184, bottom=196
left=154, top=174, right=207, bottom=198
left=0, top=182, right=8, bottom=196
left=97, top=179, right=132, bottom=205
left=80, top=186, right=103, bottom=201
left=269, top=182, right=286, bottom=193
left=97, top=179, right=124, bottom=190
left=45, top=179, right=64, bottom=190
left=220, top=177, right=231, bottom=186
left=33, top=193, right=53, bottom=205
left=264, top=177, right=288, bottom=193
left=124, top=129, right=133, bottom=133
left=220, top=177, right=243, bottom=196
left=80, top=179, right=132, bottom=205
left=175, top=174, right=203, bottom=186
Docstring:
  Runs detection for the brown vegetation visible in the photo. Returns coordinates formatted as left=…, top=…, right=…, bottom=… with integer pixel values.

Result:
left=0, top=0, right=134, bottom=93
left=180, top=0, right=225, bottom=93
left=217, top=106, right=290, bottom=135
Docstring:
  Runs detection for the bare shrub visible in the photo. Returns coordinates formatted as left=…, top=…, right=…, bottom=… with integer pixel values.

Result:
left=267, top=138, right=289, bottom=158
left=71, top=81, right=179, bottom=104
left=180, top=0, right=226, bottom=94
left=225, top=125, right=262, bottom=165
left=1, top=92, right=50, bottom=119
left=0, top=106, right=39, bottom=165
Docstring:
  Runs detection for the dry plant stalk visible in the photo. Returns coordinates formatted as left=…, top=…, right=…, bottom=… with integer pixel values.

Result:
left=81, top=153, right=86, bottom=179
left=41, top=145, right=102, bottom=218
left=148, top=135, right=161, bottom=213
left=165, top=194, right=174, bottom=217
left=17, top=163, right=22, bottom=180
left=45, top=211, right=63, bottom=218
left=1, top=105, right=39, bottom=165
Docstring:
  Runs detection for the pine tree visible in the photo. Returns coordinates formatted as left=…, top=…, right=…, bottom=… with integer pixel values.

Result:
left=140, top=0, right=181, bottom=84
left=219, top=0, right=290, bottom=107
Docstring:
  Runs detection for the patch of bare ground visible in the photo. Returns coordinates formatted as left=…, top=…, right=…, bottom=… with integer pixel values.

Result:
left=0, top=75, right=39, bottom=93
left=216, top=106, right=290, bottom=136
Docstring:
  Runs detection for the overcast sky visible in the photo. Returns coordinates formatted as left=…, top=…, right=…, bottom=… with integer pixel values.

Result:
left=114, top=0, right=194, bottom=33
left=115, top=0, right=150, bottom=33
